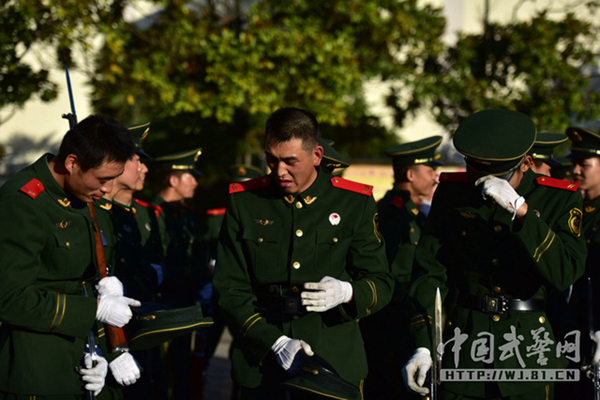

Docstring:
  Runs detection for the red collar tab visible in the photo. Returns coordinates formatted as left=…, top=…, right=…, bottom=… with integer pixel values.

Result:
left=536, top=176, right=580, bottom=192
left=20, top=178, right=45, bottom=199
left=229, top=176, right=271, bottom=194
left=330, top=177, right=373, bottom=196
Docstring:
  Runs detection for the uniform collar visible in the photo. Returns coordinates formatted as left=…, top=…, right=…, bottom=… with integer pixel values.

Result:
left=114, top=199, right=137, bottom=215
left=281, top=168, right=325, bottom=209
left=96, top=196, right=114, bottom=211
left=584, top=195, right=600, bottom=216
left=33, top=154, right=84, bottom=209
left=392, top=188, right=420, bottom=216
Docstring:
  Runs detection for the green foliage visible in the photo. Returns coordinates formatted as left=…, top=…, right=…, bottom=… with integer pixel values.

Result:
left=401, top=9, right=600, bottom=134
left=0, top=0, right=125, bottom=122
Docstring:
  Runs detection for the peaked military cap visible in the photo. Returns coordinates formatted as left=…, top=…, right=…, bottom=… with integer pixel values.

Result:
left=128, top=303, right=213, bottom=351
left=127, top=122, right=151, bottom=160
left=385, top=136, right=443, bottom=167
left=154, top=147, right=202, bottom=176
left=281, top=353, right=362, bottom=400
left=566, top=126, right=600, bottom=159
left=320, top=138, right=351, bottom=174
left=228, top=164, right=263, bottom=183
left=528, top=132, right=567, bottom=162
left=454, top=109, right=536, bottom=176
left=550, top=156, right=573, bottom=181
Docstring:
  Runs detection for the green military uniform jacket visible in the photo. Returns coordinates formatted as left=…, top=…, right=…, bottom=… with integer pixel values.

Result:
left=409, top=170, right=586, bottom=397
left=213, top=169, right=394, bottom=388
left=152, top=196, right=203, bottom=307
left=0, top=154, right=98, bottom=396
left=377, top=188, right=422, bottom=287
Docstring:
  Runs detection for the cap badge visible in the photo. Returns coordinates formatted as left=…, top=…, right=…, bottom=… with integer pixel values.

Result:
left=329, top=213, right=341, bottom=226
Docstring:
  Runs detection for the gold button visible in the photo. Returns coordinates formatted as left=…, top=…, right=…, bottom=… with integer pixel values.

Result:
left=258, top=238, right=264, bottom=243
left=296, top=202, right=303, bottom=209
left=66, top=241, right=70, bottom=247
left=296, top=230, right=303, bottom=237
left=291, top=286, right=300, bottom=293
left=448, top=320, right=452, bottom=326
left=494, top=286, right=501, bottom=293
left=494, top=225, right=502, bottom=233
left=120, top=258, right=126, bottom=263
left=588, top=239, right=592, bottom=244
left=293, top=262, right=301, bottom=269
left=414, top=241, right=418, bottom=245
left=492, top=315, right=500, bottom=322
left=410, top=228, right=415, bottom=233
left=333, top=237, right=338, bottom=243
left=539, top=316, right=546, bottom=324
left=292, top=315, right=299, bottom=320
left=461, top=231, right=467, bottom=236
left=491, top=258, right=500, bottom=266
left=489, top=300, right=496, bottom=308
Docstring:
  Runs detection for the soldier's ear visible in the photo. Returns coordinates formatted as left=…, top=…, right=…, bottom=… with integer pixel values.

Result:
left=521, top=156, right=533, bottom=172
left=313, top=145, right=323, bottom=167
left=64, top=154, right=79, bottom=174
left=168, top=173, right=180, bottom=188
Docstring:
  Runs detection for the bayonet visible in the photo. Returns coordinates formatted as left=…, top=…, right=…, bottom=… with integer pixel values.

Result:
left=430, top=287, right=443, bottom=400
left=61, top=66, right=77, bottom=128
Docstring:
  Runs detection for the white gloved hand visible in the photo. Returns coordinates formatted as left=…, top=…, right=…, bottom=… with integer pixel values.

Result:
left=402, top=347, right=432, bottom=396
left=79, top=352, right=108, bottom=396
left=109, top=351, right=141, bottom=386
left=96, top=295, right=141, bottom=327
left=592, top=331, right=600, bottom=364
left=271, top=335, right=314, bottom=374
left=301, top=276, right=353, bottom=312
left=475, top=175, right=525, bottom=220
left=96, top=276, right=124, bottom=297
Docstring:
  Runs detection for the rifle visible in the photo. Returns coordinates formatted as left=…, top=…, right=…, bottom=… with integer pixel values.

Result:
left=587, top=278, right=600, bottom=400
left=62, top=66, right=97, bottom=400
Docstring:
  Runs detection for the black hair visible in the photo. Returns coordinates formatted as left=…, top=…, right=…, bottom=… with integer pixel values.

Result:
left=55, top=114, right=135, bottom=172
left=265, top=107, right=320, bottom=151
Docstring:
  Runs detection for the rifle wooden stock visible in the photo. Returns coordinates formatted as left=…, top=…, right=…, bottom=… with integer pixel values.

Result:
left=88, top=203, right=129, bottom=351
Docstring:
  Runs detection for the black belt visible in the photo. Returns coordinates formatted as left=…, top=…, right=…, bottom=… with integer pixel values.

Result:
left=458, top=294, right=545, bottom=314
left=259, top=294, right=308, bottom=315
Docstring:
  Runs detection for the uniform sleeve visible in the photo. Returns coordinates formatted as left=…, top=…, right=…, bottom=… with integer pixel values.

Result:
left=213, top=195, right=283, bottom=363
left=341, top=195, right=394, bottom=320
left=512, top=190, right=586, bottom=291
left=0, top=197, right=97, bottom=339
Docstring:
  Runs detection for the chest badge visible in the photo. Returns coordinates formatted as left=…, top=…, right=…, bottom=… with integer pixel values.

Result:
left=329, top=213, right=341, bottom=226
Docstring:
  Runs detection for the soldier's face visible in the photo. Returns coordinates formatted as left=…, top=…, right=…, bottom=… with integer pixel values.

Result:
left=171, top=171, right=198, bottom=200
left=409, top=165, right=438, bottom=200
left=572, top=157, right=600, bottom=195
left=116, top=154, right=145, bottom=192
left=65, top=156, right=125, bottom=203
left=265, top=138, right=323, bottom=195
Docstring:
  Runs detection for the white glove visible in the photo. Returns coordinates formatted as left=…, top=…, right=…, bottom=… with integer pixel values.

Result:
left=475, top=175, right=525, bottom=220
left=592, top=331, right=600, bottom=364
left=96, top=276, right=124, bottom=297
left=402, top=347, right=432, bottom=396
left=96, top=295, right=141, bottom=327
left=301, top=276, right=353, bottom=312
left=109, top=351, right=141, bottom=386
left=79, top=352, right=108, bottom=396
left=271, top=335, right=314, bottom=374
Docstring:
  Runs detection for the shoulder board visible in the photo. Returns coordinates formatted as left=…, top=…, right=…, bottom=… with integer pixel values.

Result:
left=391, top=196, right=405, bottom=210
left=536, top=176, right=580, bottom=192
left=330, top=177, right=373, bottom=196
left=229, top=176, right=271, bottom=194
left=439, top=172, right=469, bottom=183
left=20, top=178, right=45, bottom=199
left=153, top=204, right=163, bottom=218
left=133, top=198, right=151, bottom=208
left=206, top=207, right=226, bottom=216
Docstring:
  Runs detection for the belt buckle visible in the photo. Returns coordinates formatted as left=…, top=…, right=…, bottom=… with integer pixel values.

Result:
left=283, top=295, right=303, bottom=314
left=482, top=295, right=508, bottom=314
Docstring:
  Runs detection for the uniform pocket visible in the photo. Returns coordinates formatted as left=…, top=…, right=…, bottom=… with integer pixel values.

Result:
left=315, top=226, right=354, bottom=274
left=242, top=224, right=281, bottom=276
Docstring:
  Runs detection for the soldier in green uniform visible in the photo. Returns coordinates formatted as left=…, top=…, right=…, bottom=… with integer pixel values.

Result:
left=213, top=107, right=394, bottom=399
left=92, top=122, right=167, bottom=399
left=555, top=126, right=600, bottom=398
left=528, top=133, right=568, bottom=177
left=151, top=148, right=204, bottom=400
left=403, top=109, right=586, bottom=399
left=0, top=114, right=141, bottom=399
left=362, top=136, right=442, bottom=399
